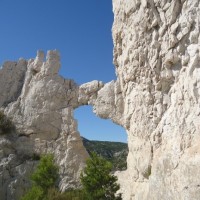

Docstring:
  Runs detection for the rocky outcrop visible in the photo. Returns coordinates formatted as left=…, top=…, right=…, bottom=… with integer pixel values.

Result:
left=0, top=59, right=27, bottom=107
left=0, top=0, right=199, bottom=199
left=0, top=51, right=89, bottom=199
left=110, top=0, right=200, bottom=199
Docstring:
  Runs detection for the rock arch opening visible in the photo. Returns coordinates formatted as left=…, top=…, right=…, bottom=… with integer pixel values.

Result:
left=75, top=105, right=127, bottom=143
left=74, top=105, right=128, bottom=170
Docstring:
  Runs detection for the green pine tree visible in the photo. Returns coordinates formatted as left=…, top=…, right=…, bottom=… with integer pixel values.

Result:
left=81, top=152, right=122, bottom=200
left=31, top=154, right=59, bottom=192
left=21, top=154, right=59, bottom=200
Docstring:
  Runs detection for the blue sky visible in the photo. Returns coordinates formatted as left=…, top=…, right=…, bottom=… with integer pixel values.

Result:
left=0, top=0, right=127, bottom=143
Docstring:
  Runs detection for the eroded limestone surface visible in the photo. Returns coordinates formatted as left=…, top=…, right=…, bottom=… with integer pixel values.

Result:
left=111, top=0, right=200, bottom=199
left=0, top=0, right=200, bottom=199
left=0, top=51, right=90, bottom=199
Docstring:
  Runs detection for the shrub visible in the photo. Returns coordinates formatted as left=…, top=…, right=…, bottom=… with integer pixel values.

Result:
left=31, top=154, right=59, bottom=192
left=45, top=187, right=67, bottom=200
left=81, top=152, right=122, bottom=200
left=20, top=185, right=43, bottom=200
left=63, top=189, right=88, bottom=200
left=0, top=111, right=13, bottom=134
left=22, top=153, right=122, bottom=200
left=21, top=154, right=59, bottom=200
left=46, top=188, right=87, bottom=200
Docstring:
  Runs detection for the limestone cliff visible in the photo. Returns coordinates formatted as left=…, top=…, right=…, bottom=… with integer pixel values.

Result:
left=0, top=51, right=90, bottom=200
left=0, top=0, right=200, bottom=199
left=110, top=0, right=200, bottom=199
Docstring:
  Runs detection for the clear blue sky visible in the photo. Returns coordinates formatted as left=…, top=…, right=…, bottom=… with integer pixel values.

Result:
left=0, top=0, right=127, bottom=143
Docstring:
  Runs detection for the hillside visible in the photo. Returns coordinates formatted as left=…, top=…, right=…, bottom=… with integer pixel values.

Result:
left=82, top=137, right=128, bottom=171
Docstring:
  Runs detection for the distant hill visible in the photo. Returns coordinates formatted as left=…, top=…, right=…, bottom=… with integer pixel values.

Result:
left=82, top=137, right=128, bottom=171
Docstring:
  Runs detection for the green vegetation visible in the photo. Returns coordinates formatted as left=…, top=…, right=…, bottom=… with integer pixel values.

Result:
left=21, top=153, right=122, bottom=200
left=21, top=186, right=44, bottom=200
left=82, top=137, right=128, bottom=171
left=31, top=154, right=58, bottom=192
left=143, top=166, right=151, bottom=179
left=22, top=187, right=87, bottom=200
left=21, top=154, right=59, bottom=200
left=44, top=188, right=86, bottom=200
left=81, top=152, right=122, bottom=200
left=0, top=111, right=13, bottom=135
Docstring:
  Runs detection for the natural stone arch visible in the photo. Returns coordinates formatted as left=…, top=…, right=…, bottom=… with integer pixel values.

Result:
left=1, top=0, right=200, bottom=198
left=78, top=79, right=125, bottom=127
left=0, top=50, right=127, bottom=199
left=74, top=105, right=127, bottom=142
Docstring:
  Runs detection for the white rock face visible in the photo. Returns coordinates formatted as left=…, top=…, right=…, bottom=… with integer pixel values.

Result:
left=0, top=0, right=199, bottom=199
left=0, top=50, right=89, bottom=199
left=0, top=59, right=27, bottom=107
left=110, top=0, right=200, bottom=199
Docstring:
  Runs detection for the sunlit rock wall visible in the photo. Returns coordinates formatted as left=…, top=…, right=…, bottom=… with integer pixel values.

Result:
left=109, top=0, right=200, bottom=199
left=0, top=51, right=89, bottom=200
left=0, top=0, right=199, bottom=199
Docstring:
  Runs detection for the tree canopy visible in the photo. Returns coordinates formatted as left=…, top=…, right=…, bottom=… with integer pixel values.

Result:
left=81, top=152, right=122, bottom=200
left=21, top=154, right=59, bottom=200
